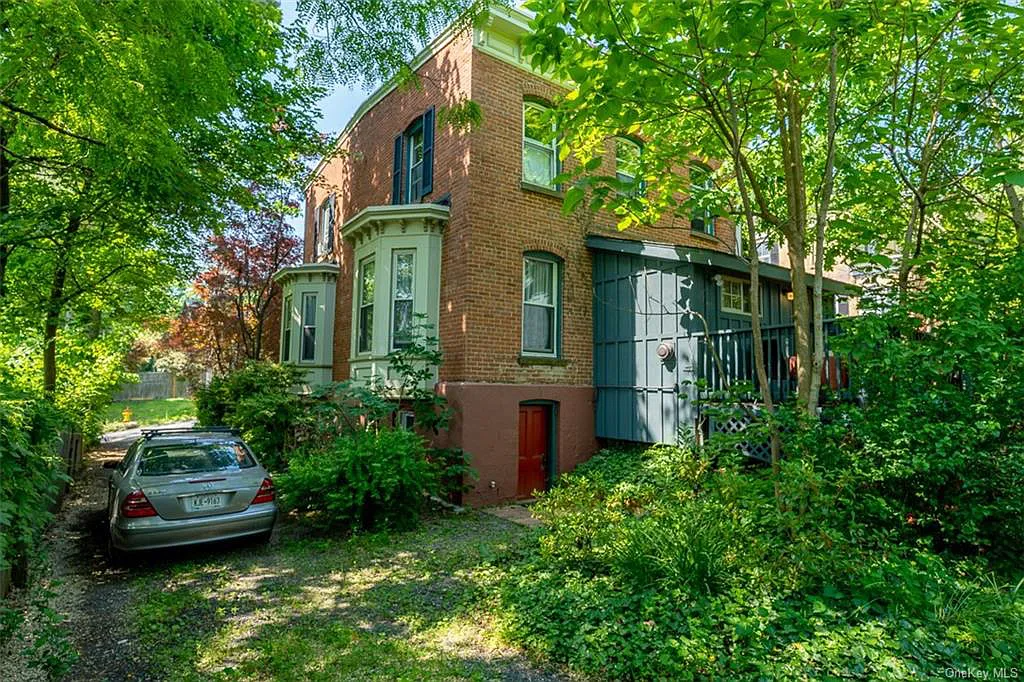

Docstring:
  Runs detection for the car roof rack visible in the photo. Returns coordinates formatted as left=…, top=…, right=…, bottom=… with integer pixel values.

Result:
left=141, top=426, right=240, bottom=440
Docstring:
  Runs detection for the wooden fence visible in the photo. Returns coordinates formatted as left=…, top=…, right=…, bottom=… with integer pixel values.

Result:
left=112, top=371, right=190, bottom=401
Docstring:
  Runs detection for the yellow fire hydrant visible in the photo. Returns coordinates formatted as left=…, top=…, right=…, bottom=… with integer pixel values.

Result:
left=121, top=406, right=133, bottom=423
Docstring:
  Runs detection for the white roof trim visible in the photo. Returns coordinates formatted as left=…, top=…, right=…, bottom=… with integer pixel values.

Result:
left=273, top=262, right=340, bottom=284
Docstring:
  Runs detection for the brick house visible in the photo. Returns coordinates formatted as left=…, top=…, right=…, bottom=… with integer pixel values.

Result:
left=274, top=5, right=854, bottom=505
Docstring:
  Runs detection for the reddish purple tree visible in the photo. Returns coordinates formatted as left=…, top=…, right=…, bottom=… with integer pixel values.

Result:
left=170, top=192, right=301, bottom=375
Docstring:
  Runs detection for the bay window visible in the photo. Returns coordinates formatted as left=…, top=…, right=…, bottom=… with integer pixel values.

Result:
left=357, top=257, right=375, bottom=354
left=300, top=293, right=317, bottom=361
left=391, top=250, right=415, bottom=349
left=280, top=294, right=292, bottom=362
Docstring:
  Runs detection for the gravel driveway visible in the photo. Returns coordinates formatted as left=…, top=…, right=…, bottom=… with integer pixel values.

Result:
left=2, top=425, right=572, bottom=682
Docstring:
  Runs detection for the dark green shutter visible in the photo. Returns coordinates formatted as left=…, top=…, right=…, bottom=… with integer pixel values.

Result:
left=421, top=106, right=434, bottom=197
left=391, top=135, right=403, bottom=204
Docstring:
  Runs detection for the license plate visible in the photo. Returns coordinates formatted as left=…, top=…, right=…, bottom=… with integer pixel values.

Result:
left=186, top=493, right=227, bottom=512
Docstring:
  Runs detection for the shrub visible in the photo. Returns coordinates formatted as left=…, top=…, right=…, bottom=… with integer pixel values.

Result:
left=0, top=391, right=70, bottom=572
left=831, top=300, right=1024, bottom=559
left=427, top=447, right=477, bottom=505
left=499, top=444, right=1024, bottom=679
left=194, top=361, right=305, bottom=470
left=276, top=428, right=438, bottom=530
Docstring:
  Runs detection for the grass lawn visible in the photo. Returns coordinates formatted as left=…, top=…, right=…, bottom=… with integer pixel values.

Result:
left=103, top=397, right=196, bottom=431
left=129, top=513, right=568, bottom=682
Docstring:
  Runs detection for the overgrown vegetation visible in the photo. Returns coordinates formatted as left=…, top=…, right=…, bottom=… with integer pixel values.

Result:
left=195, top=323, right=474, bottom=530
left=0, top=569, right=78, bottom=680
left=499, top=443, right=1024, bottom=679
left=0, top=392, right=70, bottom=576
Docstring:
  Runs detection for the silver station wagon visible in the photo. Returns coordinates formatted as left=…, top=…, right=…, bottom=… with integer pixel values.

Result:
left=105, top=427, right=277, bottom=557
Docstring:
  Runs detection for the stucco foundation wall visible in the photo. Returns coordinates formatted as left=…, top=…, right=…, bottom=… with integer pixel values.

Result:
left=437, top=382, right=598, bottom=506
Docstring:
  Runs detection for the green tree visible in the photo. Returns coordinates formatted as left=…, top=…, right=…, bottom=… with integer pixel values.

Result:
left=523, top=0, right=1024, bottom=419
left=0, top=0, right=323, bottom=406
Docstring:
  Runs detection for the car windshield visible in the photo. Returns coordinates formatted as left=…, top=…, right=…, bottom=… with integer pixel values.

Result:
left=138, top=441, right=255, bottom=476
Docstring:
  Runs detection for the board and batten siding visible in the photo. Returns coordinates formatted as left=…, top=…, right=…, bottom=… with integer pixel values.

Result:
left=591, top=248, right=793, bottom=444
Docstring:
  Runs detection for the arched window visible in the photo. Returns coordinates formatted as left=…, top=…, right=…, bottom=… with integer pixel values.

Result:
left=689, top=164, right=716, bottom=235
left=522, top=101, right=558, bottom=188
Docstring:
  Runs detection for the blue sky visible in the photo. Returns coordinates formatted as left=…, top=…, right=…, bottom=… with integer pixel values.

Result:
left=278, top=1, right=375, bottom=233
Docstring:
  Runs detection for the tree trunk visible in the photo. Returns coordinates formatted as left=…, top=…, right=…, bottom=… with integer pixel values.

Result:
left=0, top=125, right=9, bottom=298
left=775, top=85, right=814, bottom=411
left=725, top=83, right=780, bottom=478
left=43, top=214, right=81, bottom=396
left=808, top=37, right=840, bottom=414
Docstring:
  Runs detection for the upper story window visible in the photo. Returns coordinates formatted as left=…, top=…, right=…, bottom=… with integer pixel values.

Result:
left=522, top=252, right=562, bottom=356
left=720, top=277, right=751, bottom=315
left=390, top=250, right=415, bottom=350
left=357, top=257, right=375, bottom=354
left=406, top=120, right=425, bottom=202
left=689, top=165, right=716, bottom=236
left=392, top=108, right=435, bottom=205
left=756, top=241, right=781, bottom=265
left=280, top=293, right=292, bottom=362
left=300, top=293, right=318, bottom=361
left=314, top=195, right=335, bottom=258
left=835, top=295, right=850, bottom=316
left=522, top=102, right=558, bottom=189
left=615, top=137, right=643, bottom=195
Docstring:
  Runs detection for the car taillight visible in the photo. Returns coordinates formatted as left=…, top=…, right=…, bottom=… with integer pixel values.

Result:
left=121, top=490, right=157, bottom=518
left=252, top=478, right=275, bottom=505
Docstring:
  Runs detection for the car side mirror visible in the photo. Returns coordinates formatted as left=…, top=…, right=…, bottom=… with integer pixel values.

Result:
left=102, top=461, right=118, bottom=469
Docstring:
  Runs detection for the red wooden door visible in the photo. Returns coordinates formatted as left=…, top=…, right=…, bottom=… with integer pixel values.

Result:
left=517, top=405, right=549, bottom=498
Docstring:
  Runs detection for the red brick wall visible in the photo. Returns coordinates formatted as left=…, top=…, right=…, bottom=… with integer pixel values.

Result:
left=300, top=35, right=750, bottom=504
left=461, top=49, right=738, bottom=386
left=304, top=31, right=476, bottom=381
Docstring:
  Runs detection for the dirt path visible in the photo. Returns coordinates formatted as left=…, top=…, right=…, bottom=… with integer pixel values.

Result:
left=2, top=425, right=194, bottom=682
left=3, top=424, right=572, bottom=682
left=52, top=441, right=156, bottom=682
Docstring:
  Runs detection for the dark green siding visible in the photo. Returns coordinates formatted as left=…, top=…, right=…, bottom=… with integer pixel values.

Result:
left=592, top=249, right=794, bottom=444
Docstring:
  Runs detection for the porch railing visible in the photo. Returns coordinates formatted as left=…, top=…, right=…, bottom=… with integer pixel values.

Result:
left=694, top=320, right=846, bottom=403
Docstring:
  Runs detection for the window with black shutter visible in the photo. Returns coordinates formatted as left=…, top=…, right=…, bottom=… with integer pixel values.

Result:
left=393, top=107, right=436, bottom=204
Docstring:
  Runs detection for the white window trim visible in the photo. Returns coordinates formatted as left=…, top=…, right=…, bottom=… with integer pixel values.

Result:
left=720, top=276, right=752, bottom=316
left=405, top=123, right=425, bottom=202
left=299, top=292, right=318, bottom=362
left=356, top=256, right=375, bottom=356
left=521, top=255, right=560, bottom=357
left=522, top=102, right=558, bottom=188
left=614, top=137, right=641, bottom=187
left=390, top=249, right=416, bottom=351
left=315, top=196, right=335, bottom=259
left=280, top=293, right=292, bottom=362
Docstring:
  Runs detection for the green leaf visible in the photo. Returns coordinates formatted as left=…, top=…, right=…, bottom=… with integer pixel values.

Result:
left=563, top=185, right=586, bottom=215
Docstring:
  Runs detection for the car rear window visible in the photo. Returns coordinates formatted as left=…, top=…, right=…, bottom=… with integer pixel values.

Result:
left=138, top=442, right=256, bottom=476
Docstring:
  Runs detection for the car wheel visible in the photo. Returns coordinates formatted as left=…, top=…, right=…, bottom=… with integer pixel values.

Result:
left=107, top=533, right=127, bottom=567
